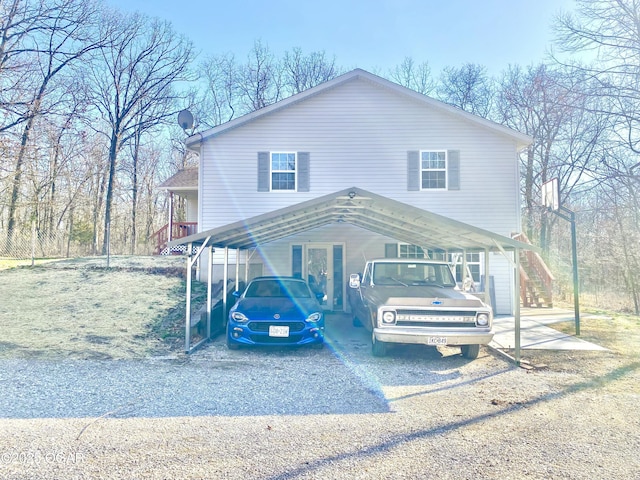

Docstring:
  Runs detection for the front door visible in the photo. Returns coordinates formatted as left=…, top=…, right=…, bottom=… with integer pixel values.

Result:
left=306, top=245, right=332, bottom=310
left=301, top=243, right=344, bottom=311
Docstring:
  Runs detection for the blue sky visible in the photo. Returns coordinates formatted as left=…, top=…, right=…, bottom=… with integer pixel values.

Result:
left=105, top=0, right=576, bottom=76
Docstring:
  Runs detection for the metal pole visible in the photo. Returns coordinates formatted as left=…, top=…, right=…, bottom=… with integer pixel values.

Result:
left=207, top=245, right=213, bottom=339
left=484, top=248, right=490, bottom=308
left=570, top=210, right=580, bottom=336
left=223, top=247, right=229, bottom=324
left=31, top=220, right=36, bottom=267
left=185, top=242, right=193, bottom=353
left=235, top=249, right=240, bottom=292
left=514, top=249, right=521, bottom=365
left=556, top=206, right=580, bottom=336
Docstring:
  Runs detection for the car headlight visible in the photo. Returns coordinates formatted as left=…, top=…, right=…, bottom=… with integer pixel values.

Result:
left=381, top=311, right=396, bottom=325
left=476, top=313, right=490, bottom=326
left=306, top=312, right=322, bottom=323
left=231, top=311, right=249, bottom=323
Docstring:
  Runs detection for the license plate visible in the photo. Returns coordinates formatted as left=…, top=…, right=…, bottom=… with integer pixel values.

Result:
left=428, top=336, right=447, bottom=345
left=269, top=325, right=289, bottom=337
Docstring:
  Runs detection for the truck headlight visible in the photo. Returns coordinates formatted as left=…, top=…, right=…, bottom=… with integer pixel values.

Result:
left=476, top=313, right=489, bottom=326
left=381, top=311, right=396, bottom=325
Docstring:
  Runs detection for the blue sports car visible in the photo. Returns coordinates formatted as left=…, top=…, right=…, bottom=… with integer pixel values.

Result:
left=227, top=276, right=325, bottom=349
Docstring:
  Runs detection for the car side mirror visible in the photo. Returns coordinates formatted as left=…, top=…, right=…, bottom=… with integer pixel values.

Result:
left=349, top=273, right=361, bottom=288
left=232, top=290, right=242, bottom=298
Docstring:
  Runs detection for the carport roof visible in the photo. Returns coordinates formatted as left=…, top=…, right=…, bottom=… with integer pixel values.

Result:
left=170, top=187, right=537, bottom=253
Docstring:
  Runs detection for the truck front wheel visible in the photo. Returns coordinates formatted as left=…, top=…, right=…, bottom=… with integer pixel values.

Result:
left=371, top=333, right=387, bottom=357
left=461, top=344, right=480, bottom=359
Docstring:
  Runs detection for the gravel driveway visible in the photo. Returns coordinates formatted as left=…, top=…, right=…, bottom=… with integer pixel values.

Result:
left=1, top=314, right=639, bottom=479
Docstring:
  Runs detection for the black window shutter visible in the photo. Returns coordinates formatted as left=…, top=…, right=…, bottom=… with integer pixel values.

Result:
left=258, top=151, right=270, bottom=192
left=385, top=243, right=398, bottom=258
left=297, top=152, right=310, bottom=192
left=407, top=151, right=420, bottom=191
left=447, top=150, right=460, bottom=190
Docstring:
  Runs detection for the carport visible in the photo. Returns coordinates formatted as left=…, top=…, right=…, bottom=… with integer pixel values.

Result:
left=169, top=186, right=537, bottom=362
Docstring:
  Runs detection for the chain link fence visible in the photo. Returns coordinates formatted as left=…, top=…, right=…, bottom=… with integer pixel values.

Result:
left=0, top=227, right=66, bottom=259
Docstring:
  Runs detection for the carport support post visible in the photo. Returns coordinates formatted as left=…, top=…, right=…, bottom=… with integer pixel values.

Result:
left=223, top=247, right=229, bottom=323
left=185, top=242, right=193, bottom=353
left=484, top=248, right=491, bottom=308
left=206, top=245, right=213, bottom=339
left=515, top=249, right=521, bottom=364
left=235, top=249, right=240, bottom=292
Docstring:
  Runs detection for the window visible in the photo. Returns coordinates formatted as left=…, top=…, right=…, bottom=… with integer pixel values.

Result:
left=421, top=151, right=447, bottom=189
left=399, top=244, right=426, bottom=258
left=258, top=151, right=309, bottom=192
left=271, top=152, right=296, bottom=191
left=448, top=252, right=482, bottom=284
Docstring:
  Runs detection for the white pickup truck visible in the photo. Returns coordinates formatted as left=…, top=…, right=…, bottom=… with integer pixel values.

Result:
left=348, top=258, right=493, bottom=358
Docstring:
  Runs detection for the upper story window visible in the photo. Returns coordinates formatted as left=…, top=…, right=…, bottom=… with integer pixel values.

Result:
left=271, top=152, right=296, bottom=191
left=421, top=151, right=447, bottom=189
left=407, top=150, right=459, bottom=192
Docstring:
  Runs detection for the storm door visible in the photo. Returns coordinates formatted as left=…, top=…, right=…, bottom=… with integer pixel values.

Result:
left=291, top=243, right=344, bottom=311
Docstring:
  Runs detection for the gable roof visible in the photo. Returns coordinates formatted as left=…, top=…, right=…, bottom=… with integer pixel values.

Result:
left=158, top=167, right=198, bottom=191
left=170, top=187, right=536, bottom=253
left=186, top=69, right=532, bottom=150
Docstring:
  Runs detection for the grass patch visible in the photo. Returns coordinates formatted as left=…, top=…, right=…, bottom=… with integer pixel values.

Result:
left=0, top=257, right=59, bottom=270
left=551, top=310, right=640, bottom=358
left=0, top=256, right=190, bottom=359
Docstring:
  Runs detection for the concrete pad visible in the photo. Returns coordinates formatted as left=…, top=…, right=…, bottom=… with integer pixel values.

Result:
left=490, top=307, right=608, bottom=351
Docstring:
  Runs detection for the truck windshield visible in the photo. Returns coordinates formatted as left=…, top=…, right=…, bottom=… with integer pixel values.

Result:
left=372, top=262, right=456, bottom=287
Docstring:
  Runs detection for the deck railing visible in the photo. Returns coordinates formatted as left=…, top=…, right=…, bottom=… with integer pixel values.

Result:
left=151, top=222, right=198, bottom=255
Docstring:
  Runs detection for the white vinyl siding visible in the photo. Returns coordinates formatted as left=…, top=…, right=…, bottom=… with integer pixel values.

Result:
left=198, top=77, right=523, bottom=313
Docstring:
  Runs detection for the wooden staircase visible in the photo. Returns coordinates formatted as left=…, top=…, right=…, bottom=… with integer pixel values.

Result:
left=512, top=232, right=554, bottom=307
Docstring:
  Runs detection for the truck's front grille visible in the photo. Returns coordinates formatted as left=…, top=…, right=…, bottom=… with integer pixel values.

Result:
left=395, top=310, right=478, bottom=323
left=396, top=321, right=478, bottom=328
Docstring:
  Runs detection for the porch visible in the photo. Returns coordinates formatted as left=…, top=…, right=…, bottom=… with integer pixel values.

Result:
left=151, top=221, right=198, bottom=255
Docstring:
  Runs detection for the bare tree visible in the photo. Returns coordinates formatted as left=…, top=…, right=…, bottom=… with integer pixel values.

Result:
left=198, top=53, right=239, bottom=127
left=236, top=40, right=282, bottom=113
left=88, top=11, right=194, bottom=254
left=3, top=0, right=106, bottom=245
left=554, top=0, right=640, bottom=178
left=282, top=47, right=339, bottom=94
left=388, top=57, right=435, bottom=95
left=437, top=63, right=494, bottom=118
left=495, top=63, right=608, bottom=248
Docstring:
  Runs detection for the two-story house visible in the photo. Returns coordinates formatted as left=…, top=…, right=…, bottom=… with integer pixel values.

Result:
left=160, top=69, right=536, bottom=319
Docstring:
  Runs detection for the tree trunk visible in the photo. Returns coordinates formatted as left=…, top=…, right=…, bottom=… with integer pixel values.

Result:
left=102, top=132, right=119, bottom=255
left=6, top=112, right=36, bottom=245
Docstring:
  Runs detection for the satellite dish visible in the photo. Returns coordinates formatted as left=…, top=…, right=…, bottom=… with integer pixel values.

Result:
left=177, top=109, right=194, bottom=130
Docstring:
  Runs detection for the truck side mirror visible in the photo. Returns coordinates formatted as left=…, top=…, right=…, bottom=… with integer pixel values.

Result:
left=349, top=273, right=361, bottom=288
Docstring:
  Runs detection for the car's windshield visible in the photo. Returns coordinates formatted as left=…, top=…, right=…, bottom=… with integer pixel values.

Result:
left=245, top=279, right=312, bottom=298
left=372, top=262, right=456, bottom=287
